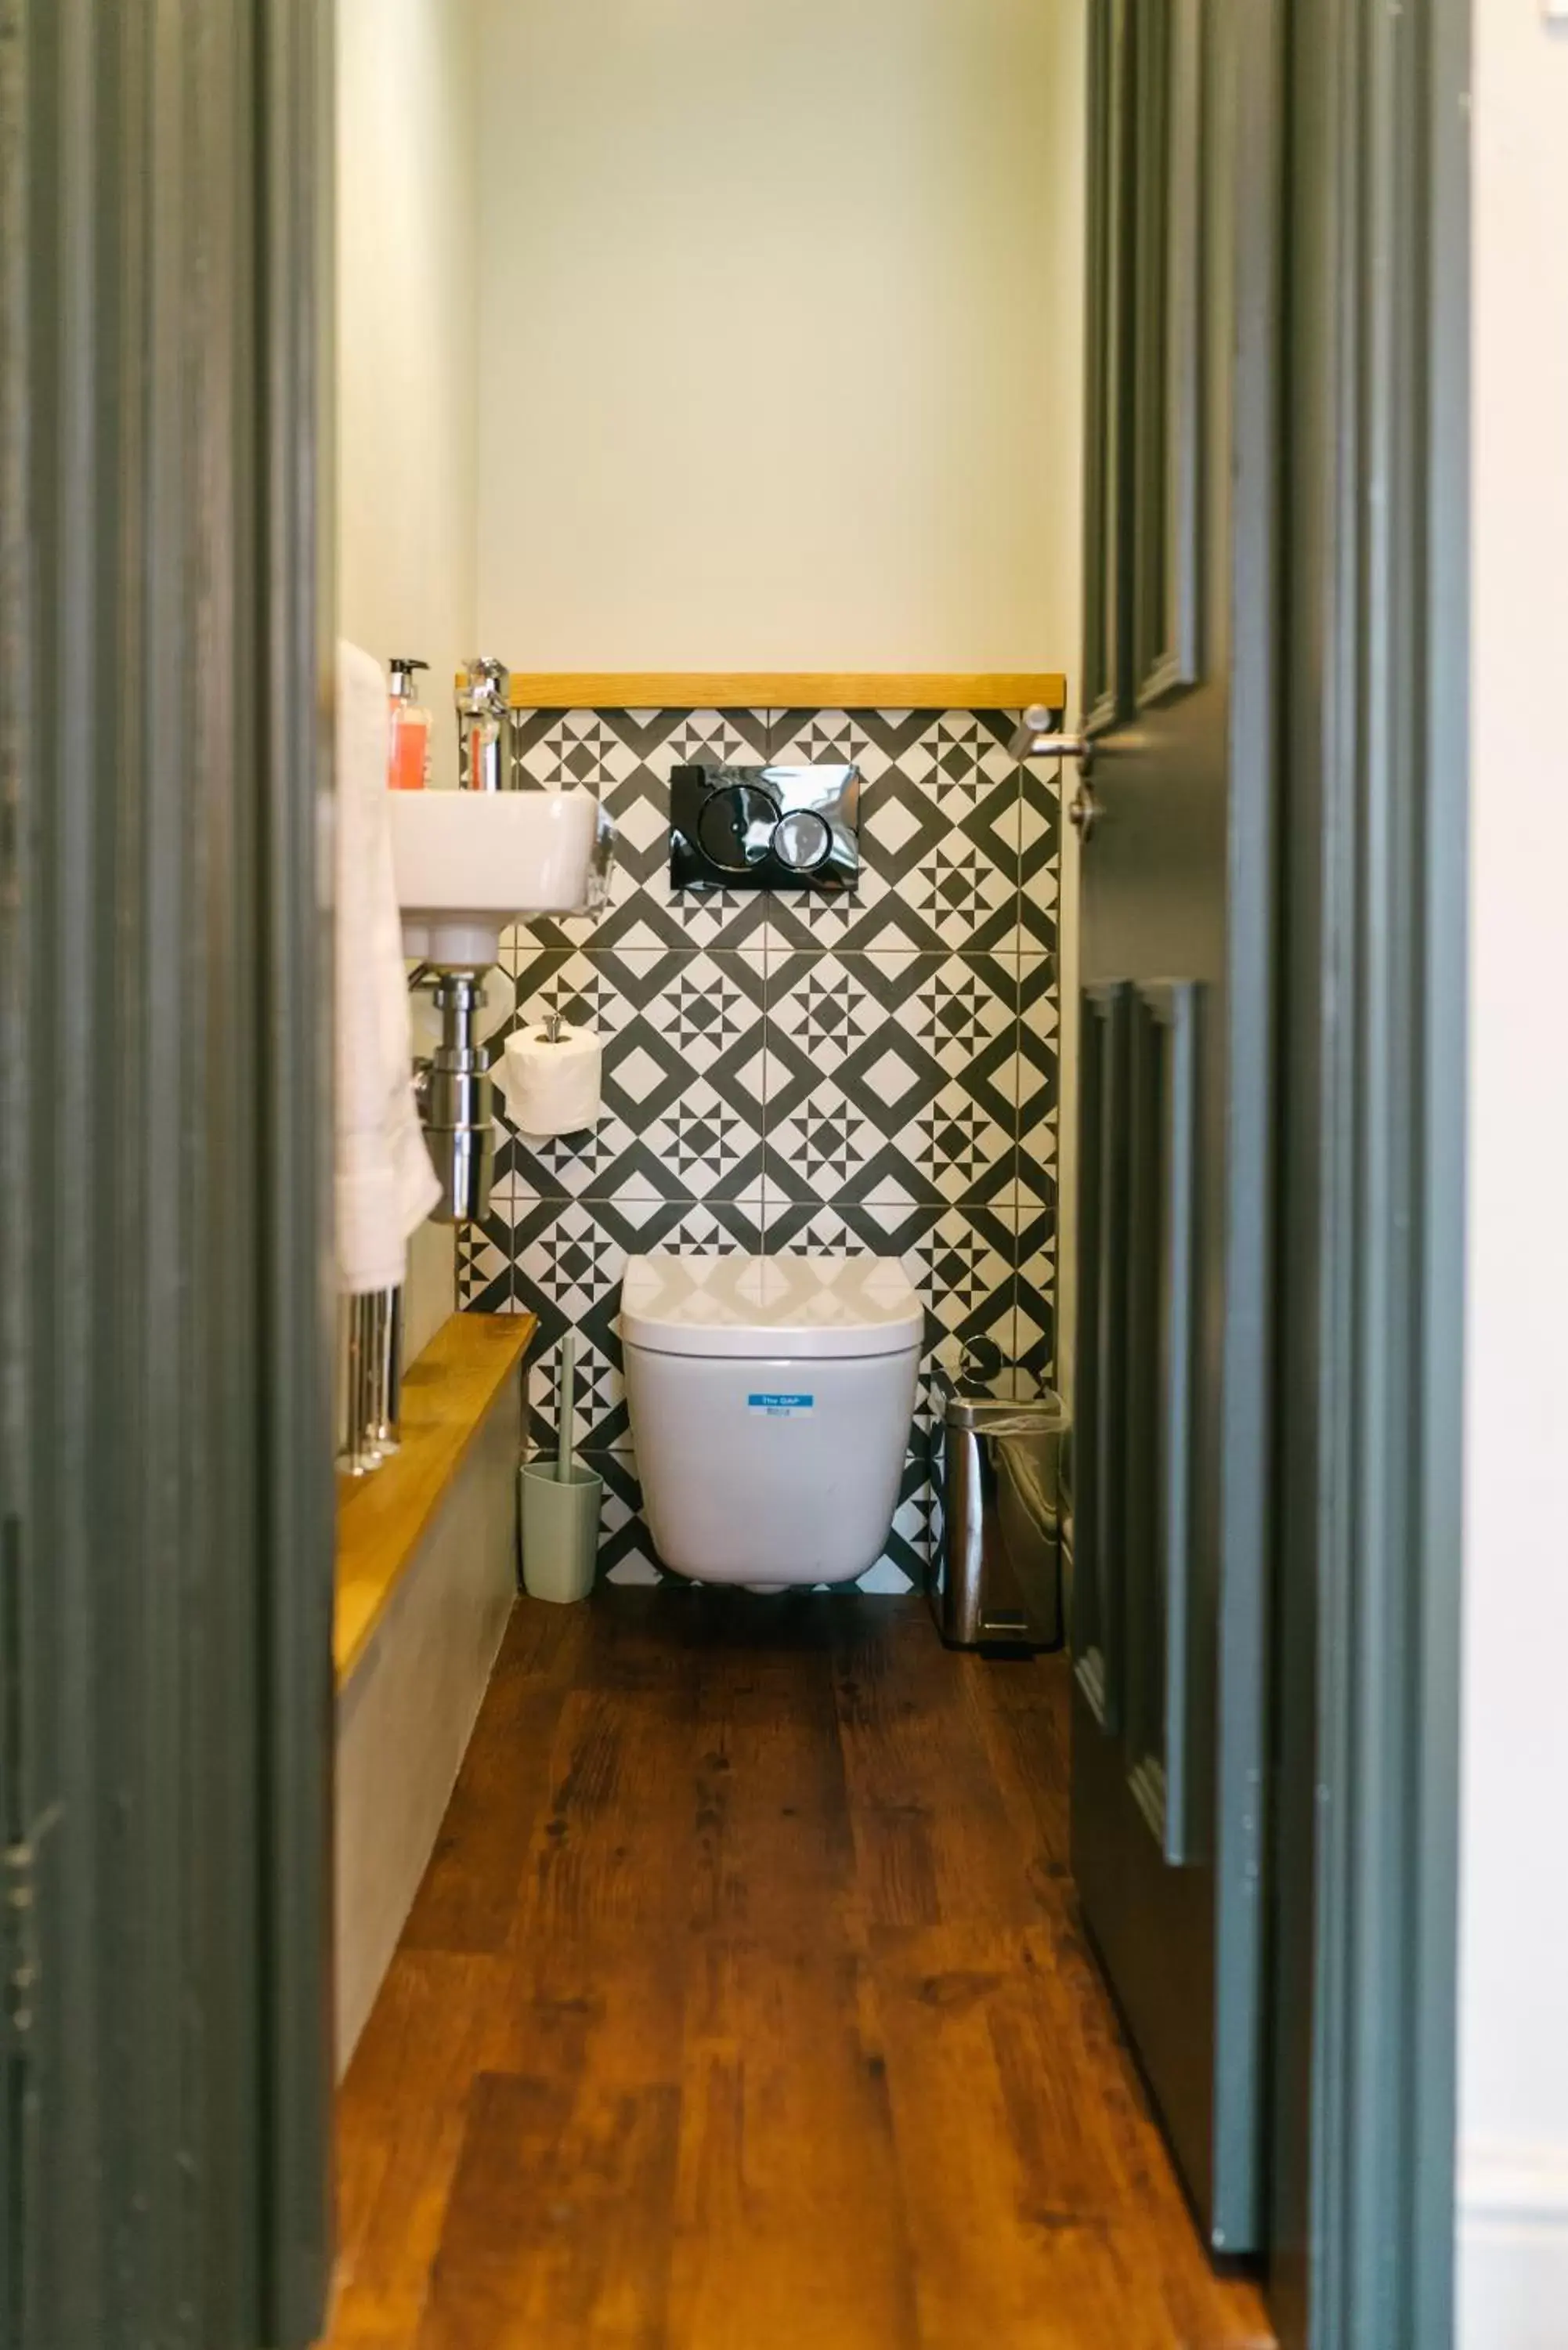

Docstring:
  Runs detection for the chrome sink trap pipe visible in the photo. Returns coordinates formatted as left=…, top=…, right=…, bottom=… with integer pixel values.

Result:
left=410, top=966, right=497, bottom=1224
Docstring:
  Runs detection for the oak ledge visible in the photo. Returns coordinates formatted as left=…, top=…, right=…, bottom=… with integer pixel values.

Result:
left=484, top=671, right=1069, bottom=714
left=334, top=1311, right=535, bottom=1687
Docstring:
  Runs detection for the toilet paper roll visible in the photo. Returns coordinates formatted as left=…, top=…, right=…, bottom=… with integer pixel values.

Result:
left=499, top=1021, right=602, bottom=1139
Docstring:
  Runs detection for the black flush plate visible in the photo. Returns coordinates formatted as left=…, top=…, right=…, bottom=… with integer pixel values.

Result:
left=670, top=762, right=861, bottom=893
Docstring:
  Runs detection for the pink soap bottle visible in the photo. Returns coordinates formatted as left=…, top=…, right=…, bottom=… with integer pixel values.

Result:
left=388, top=657, right=432, bottom=790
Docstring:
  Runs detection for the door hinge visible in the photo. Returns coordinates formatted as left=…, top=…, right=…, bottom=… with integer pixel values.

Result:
left=1, top=1838, right=38, bottom=2050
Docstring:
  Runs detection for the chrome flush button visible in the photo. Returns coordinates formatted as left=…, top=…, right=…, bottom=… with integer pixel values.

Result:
left=695, top=781, right=779, bottom=873
left=771, top=807, right=833, bottom=873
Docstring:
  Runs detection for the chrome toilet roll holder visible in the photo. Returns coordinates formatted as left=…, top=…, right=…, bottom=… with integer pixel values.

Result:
left=495, top=1003, right=602, bottom=1143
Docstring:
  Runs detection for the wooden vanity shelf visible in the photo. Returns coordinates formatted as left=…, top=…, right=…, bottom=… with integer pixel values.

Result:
left=334, top=1311, right=535, bottom=1687
left=490, top=671, right=1069, bottom=713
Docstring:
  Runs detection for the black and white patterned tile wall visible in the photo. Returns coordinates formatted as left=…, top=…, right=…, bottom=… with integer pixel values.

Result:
left=457, top=705, right=1059, bottom=1593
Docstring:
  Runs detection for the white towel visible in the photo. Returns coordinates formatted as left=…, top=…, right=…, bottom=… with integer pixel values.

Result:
left=334, top=640, right=443, bottom=1293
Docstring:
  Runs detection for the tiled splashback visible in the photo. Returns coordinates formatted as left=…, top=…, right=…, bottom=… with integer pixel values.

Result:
left=457, top=704, right=1059, bottom=1593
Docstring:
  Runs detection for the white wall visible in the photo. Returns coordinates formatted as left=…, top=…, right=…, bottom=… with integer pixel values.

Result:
left=471, top=0, right=1084, bottom=672
left=1458, top=4, right=1568, bottom=2339
left=338, top=0, right=480, bottom=783
left=338, top=0, right=485, bottom=1349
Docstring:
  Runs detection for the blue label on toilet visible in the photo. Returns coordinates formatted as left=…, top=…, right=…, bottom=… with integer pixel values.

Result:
left=747, top=1392, right=815, bottom=1416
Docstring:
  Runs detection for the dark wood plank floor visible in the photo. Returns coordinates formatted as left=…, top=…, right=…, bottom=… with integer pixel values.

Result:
left=325, top=1592, right=1275, bottom=2350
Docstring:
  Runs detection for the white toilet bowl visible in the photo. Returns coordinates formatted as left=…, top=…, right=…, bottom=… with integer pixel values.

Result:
left=620, top=1252, right=923, bottom=1588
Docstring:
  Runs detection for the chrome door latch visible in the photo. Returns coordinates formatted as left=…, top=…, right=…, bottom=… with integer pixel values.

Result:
left=1067, top=779, right=1100, bottom=841
left=1006, top=707, right=1100, bottom=841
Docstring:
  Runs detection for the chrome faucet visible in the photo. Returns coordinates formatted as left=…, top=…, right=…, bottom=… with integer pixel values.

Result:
left=456, top=656, right=511, bottom=792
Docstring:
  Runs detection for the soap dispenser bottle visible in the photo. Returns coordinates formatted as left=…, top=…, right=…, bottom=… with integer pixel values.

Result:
left=388, top=656, right=432, bottom=790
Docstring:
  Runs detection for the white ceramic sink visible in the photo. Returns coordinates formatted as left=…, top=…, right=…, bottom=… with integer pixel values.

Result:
left=388, top=789, right=607, bottom=964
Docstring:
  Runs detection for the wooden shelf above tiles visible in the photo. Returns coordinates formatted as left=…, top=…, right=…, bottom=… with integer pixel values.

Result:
left=334, top=1310, right=535, bottom=1687
left=490, top=672, right=1069, bottom=713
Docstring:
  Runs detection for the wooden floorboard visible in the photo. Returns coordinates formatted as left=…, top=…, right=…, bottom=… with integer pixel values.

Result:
left=325, top=1591, right=1274, bottom=2350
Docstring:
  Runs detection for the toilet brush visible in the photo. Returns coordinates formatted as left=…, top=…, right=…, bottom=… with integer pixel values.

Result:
left=557, top=1328, right=576, bottom=1483
left=519, top=1328, right=602, bottom=1603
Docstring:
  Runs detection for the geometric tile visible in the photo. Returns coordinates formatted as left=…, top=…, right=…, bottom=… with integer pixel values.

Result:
left=1019, top=953, right=1060, bottom=1128
left=513, top=1195, right=623, bottom=1314
left=1016, top=1129, right=1060, bottom=1218
left=763, top=950, right=1018, bottom=1208
left=1013, top=1210, right=1058, bottom=1382
left=761, top=1198, right=1018, bottom=1383
left=921, top=954, right=1022, bottom=1072
left=766, top=953, right=890, bottom=1063
left=512, top=707, right=642, bottom=794
left=605, top=1072, right=768, bottom=1203
left=765, top=709, right=1022, bottom=956
left=575, top=1451, right=664, bottom=1586
left=758, top=1077, right=885, bottom=1203
left=760, top=1085, right=1016, bottom=1210
left=901, top=1204, right=1021, bottom=1368
left=470, top=1197, right=595, bottom=1443
left=934, top=707, right=1023, bottom=790
left=1017, top=953, right=1059, bottom=1212
left=500, top=937, right=599, bottom=1016
left=916, top=1086, right=1017, bottom=1200
left=903, top=822, right=1021, bottom=954
left=454, top=1220, right=515, bottom=1314
left=450, top=700, right=1057, bottom=1600
left=669, top=710, right=771, bottom=765
left=769, top=948, right=1017, bottom=1072
left=1019, top=759, right=1062, bottom=954
left=860, top=1451, right=940, bottom=1594
left=498, top=945, right=768, bottom=1203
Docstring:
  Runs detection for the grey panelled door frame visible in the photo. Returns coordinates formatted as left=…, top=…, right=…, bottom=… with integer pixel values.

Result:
left=1268, top=0, right=1469, bottom=2341
left=0, top=4, right=335, bottom=2345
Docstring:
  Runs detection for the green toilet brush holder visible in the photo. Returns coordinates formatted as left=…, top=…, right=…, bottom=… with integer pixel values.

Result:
left=519, top=1330, right=602, bottom=1604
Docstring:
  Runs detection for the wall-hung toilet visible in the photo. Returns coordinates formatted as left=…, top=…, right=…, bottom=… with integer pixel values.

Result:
left=620, top=1252, right=923, bottom=1588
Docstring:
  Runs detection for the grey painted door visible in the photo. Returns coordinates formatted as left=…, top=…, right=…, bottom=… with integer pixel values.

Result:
left=0, top=5, right=334, bottom=2343
left=1068, top=0, right=1280, bottom=2254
